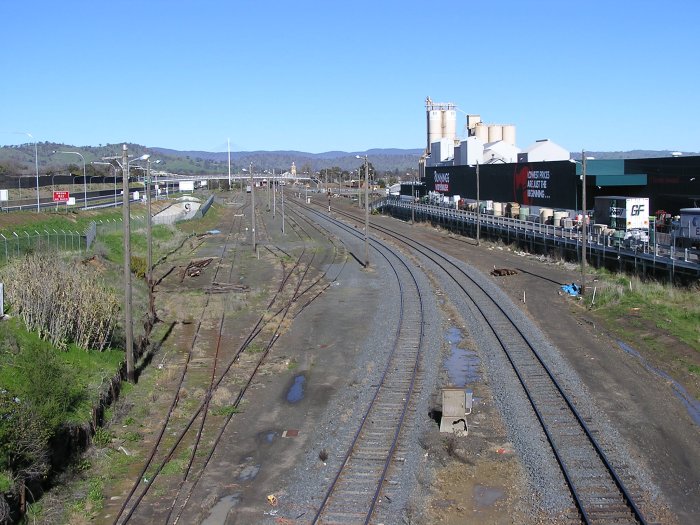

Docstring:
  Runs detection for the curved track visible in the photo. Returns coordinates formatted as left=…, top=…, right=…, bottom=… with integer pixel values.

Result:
left=320, top=201, right=648, bottom=524
left=285, top=198, right=427, bottom=524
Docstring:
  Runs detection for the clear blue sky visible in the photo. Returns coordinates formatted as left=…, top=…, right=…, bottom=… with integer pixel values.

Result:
left=1, top=0, right=698, bottom=154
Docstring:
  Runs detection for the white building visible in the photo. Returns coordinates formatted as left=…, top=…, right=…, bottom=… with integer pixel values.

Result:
left=483, top=140, right=520, bottom=164
left=427, top=137, right=455, bottom=165
left=519, top=139, right=570, bottom=162
left=454, top=136, right=484, bottom=166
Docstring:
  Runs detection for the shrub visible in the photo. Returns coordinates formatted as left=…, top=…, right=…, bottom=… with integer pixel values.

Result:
left=130, top=255, right=147, bottom=279
left=91, top=428, right=113, bottom=448
left=0, top=254, right=120, bottom=351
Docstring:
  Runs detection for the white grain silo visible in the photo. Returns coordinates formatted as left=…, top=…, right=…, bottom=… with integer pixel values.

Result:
left=488, top=125, right=503, bottom=143
left=474, top=123, right=489, bottom=143
left=425, top=97, right=457, bottom=154
left=443, top=109, right=457, bottom=143
left=502, top=125, right=516, bottom=146
left=428, top=110, right=443, bottom=149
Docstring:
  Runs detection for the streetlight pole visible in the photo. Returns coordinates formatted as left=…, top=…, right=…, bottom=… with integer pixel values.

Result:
left=266, top=171, right=271, bottom=211
left=122, top=144, right=135, bottom=383
left=581, top=151, right=587, bottom=295
left=145, top=158, right=155, bottom=321
left=250, top=163, right=256, bottom=251
left=58, top=151, right=87, bottom=209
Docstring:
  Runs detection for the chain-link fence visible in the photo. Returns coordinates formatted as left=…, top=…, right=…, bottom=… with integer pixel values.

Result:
left=0, top=200, right=215, bottom=265
left=0, top=216, right=150, bottom=265
left=0, top=229, right=86, bottom=263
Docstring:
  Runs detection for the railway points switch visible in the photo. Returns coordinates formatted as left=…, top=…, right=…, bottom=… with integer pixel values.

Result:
left=440, top=388, right=473, bottom=435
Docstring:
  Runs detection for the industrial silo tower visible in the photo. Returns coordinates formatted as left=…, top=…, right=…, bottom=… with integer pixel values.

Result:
left=425, top=96, right=457, bottom=155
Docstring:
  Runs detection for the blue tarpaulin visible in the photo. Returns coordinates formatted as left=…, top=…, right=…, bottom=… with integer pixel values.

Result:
left=561, top=283, right=581, bottom=297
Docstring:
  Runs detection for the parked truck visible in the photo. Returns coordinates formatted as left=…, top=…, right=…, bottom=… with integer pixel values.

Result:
left=593, top=196, right=650, bottom=246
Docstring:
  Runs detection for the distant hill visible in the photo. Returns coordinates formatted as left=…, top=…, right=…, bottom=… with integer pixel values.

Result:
left=570, top=150, right=699, bottom=160
left=150, top=147, right=425, bottom=174
left=1, top=142, right=697, bottom=181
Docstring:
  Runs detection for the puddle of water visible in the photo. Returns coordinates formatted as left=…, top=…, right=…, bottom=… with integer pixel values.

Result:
left=286, top=374, right=306, bottom=403
left=473, top=485, right=505, bottom=508
left=201, top=493, right=239, bottom=525
left=618, top=341, right=700, bottom=427
left=237, top=464, right=260, bottom=481
left=255, top=430, right=278, bottom=445
left=444, top=327, right=481, bottom=388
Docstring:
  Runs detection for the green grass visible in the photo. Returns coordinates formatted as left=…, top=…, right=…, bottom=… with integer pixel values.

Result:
left=123, top=431, right=143, bottom=443
left=590, top=272, right=700, bottom=352
left=67, top=476, right=104, bottom=518
left=91, top=428, right=113, bottom=449
left=160, top=457, right=186, bottom=476
left=0, top=317, right=124, bottom=424
left=0, top=208, right=124, bottom=237
left=246, top=342, right=265, bottom=354
left=175, top=202, right=222, bottom=235
left=0, top=471, right=12, bottom=492
left=211, top=404, right=239, bottom=417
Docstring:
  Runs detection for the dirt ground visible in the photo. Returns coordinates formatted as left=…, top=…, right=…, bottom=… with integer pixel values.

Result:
left=45, top=191, right=699, bottom=525
left=363, top=204, right=700, bottom=525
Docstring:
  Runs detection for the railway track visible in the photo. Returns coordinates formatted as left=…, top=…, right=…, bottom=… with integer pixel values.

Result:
left=286, top=198, right=426, bottom=524
left=110, top=196, right=349, bottom=524
left=316, top=201, right=649, bottom=524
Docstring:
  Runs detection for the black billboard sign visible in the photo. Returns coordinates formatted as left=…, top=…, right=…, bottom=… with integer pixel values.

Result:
left=425, top=161, right=578, bottom=209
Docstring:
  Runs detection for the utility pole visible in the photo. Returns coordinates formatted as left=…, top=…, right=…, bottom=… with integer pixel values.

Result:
left=250, top=162, right=256, bottom=251
left=360, top=170, right=364, bottom=209
left=227, top=138, right=231, bottom=189
left=146, top=158, right=154, bottom=322
left=581, top=151, right=587, bottom=295
left=411, top=177, right=415, bottom=225
left=476, top=161, right=481, bottom=246
left=122, top=144, right=134, bottom=382
left=364, top=158, right=370, bottom=267
left=281, top=181, right=285, bottom=234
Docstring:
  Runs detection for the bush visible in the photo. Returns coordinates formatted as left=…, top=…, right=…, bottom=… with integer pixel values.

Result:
left=91, top=428, right=112, bottom=448
left=0, top=254, right=120, bottom=351
left=0, top=331, right=84, bottom=503
left=130, top=255, right=147, bottom=279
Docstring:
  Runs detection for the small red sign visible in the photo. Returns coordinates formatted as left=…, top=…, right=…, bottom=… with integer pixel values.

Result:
left=53, top=191, right=70, bottom=202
